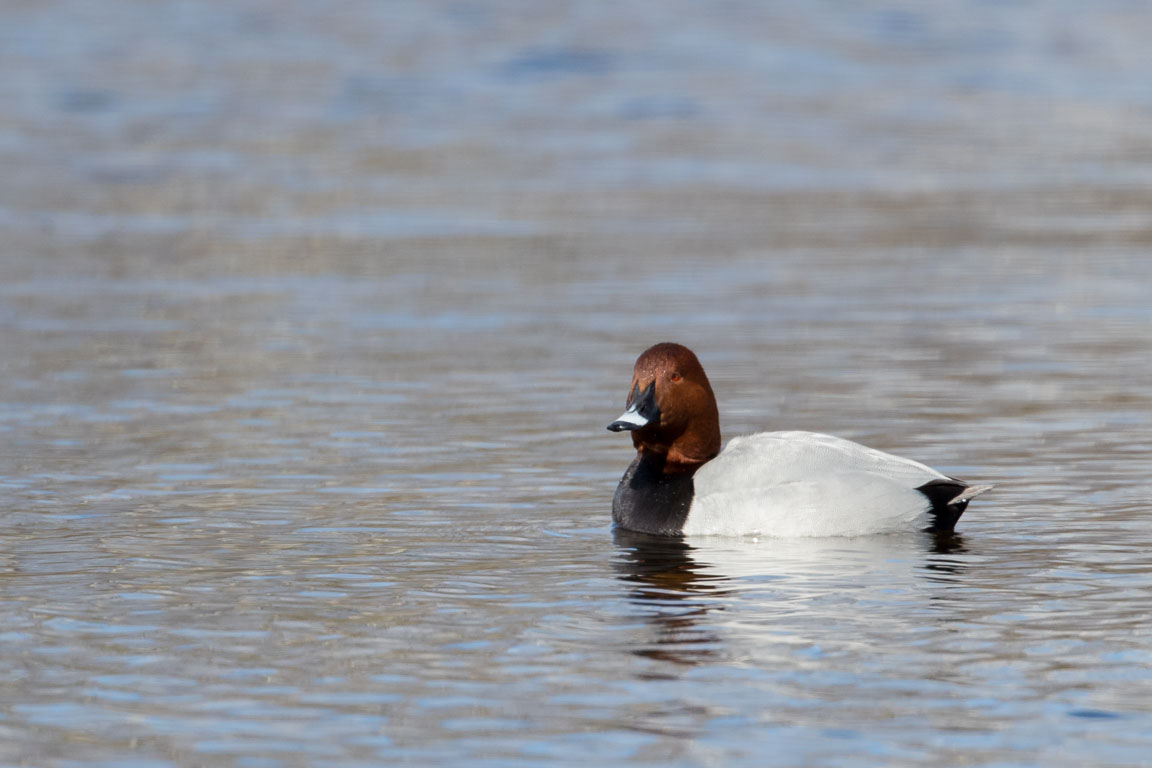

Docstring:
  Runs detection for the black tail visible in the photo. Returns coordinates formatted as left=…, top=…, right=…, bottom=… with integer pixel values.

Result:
left=917, top=478, right=988, bottom=532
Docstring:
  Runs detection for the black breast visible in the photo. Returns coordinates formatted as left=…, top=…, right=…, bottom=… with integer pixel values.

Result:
left=612, top=454, right=696, bottom=536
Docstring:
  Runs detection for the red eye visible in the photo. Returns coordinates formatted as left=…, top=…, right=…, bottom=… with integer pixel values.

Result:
left=670, top=372, right=682, bottom=382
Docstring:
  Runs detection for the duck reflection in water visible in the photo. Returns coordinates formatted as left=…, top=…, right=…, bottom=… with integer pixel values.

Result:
left=923, top=529, right=971, bottom=588
left=613, top=527, right=973, bottom=667
left=612, top=528, right=732, bottom=667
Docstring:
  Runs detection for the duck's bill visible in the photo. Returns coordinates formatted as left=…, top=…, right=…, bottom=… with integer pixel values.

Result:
left=607, top=381, right=658, bottom=432
left=607, top=409, right=650, bottom=431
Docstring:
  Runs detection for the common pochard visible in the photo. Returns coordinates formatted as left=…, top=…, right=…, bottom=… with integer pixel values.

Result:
left=608, top=343, right=991, bottom=537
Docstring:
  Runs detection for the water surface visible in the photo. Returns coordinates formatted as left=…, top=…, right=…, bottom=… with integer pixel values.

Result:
left=3, top=1, right=1152, bottom=765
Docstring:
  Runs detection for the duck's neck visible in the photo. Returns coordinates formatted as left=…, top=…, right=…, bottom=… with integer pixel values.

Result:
left=612, top=450, right=704, bottom=536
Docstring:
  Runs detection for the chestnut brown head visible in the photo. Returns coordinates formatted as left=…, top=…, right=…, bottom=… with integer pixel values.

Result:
left=607, top=343, right=721, bottom=468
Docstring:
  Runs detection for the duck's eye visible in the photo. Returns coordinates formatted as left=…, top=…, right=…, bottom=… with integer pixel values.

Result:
left=670, top=372, right=682, bottom=382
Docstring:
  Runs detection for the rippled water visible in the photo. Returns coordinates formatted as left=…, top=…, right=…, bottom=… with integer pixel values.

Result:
left=4, top=1, right=1152, bottom=766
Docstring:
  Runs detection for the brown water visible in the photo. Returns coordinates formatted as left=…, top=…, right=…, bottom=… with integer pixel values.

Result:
left=4, top=1, right=1152, bottom=766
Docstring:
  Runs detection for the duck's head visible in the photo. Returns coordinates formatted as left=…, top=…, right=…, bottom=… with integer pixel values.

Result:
left=608, top=342, right=721, bottom=468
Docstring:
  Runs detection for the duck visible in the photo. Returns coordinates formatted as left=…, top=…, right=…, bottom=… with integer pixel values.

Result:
left=607, top=343, right=991, bottom=537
